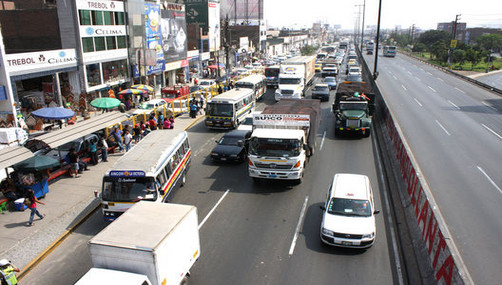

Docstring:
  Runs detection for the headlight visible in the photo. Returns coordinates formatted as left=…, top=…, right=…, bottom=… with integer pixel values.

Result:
left=210, top=152, right=218, bottom=156
left=322, top=228, right=334, bottom=236
left=362, top=232, right=375, bottom=239
left=275, top=90, right=281, bottom=95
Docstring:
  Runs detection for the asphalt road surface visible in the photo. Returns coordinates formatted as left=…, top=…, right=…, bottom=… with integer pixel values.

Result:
left=364, top=52, right=502, bottom=285
left=20, top=82, right=402, bottom=284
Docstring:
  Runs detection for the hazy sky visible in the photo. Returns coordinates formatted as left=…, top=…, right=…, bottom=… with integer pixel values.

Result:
left=264, top=0, right=502, bottom=31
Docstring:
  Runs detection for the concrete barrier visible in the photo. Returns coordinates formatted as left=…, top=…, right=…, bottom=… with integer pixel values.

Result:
left=357, top=48, right=474, bottom=284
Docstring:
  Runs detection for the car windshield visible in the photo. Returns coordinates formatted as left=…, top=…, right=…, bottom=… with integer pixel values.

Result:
left=249, top=137, right=301, bottom=157
left=241, top=117, right=253, bottom=125
left=340, top=102, right=367, bottom=111
left=57, top=141, right=80, bottom=152
left=327, top=198, right=372, bottom=217
left=102, top=177, right=158, bottom=202
left=140, top=103, right=155, bottom=110
left=200, top=81, right=213, bottom=86
left=325, top=78, right=335, bottom=83
left=279, top=78, right=302, bottom=85
left=206, top=103, right=234, bottom=116
left=218, top=135, right=242, bottom=146
left=314, top=86, right=329, bottom=91
left=345, top=75, right=363, bottom=82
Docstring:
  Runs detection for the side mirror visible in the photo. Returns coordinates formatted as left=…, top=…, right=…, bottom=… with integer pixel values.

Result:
left=320, top=205, right=326, bottom=210
left=374, top=210, right=380, bottom=215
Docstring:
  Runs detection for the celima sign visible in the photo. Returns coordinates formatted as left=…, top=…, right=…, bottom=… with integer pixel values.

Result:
left=5, top=49, right=77, bottom=76
left=80, top=26, right=126, bottom=38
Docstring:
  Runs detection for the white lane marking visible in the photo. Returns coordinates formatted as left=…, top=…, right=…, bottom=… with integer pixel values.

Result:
left=428, top=86, right=437, bottom=92
left=371, top=135, right=405, bottom=285
left=448, top=100, right=460, bottom=110
left=401, top=85, right=407, bottom=91
left=435, top=120, right=451, bottom=136
left=199, top=189, right=230, bottom=230
left=392, top=75, right=398, bottom=80
left=426, top=72, right=432, bottom=75
left=419, top=68, right=424, bottom=71
left=414, top=98, right=423, bottom=107
left=481, top=124, right=502, bottom=140
left=415, top=76, right=421, bottom=82
left=455, top=87, right=465, bottom=94
left=482, top=101, right=498, bottom=112
left=407, top=71, right=412, bottom=75
left=477, top=166, right=502, bottom=195
left=320, top=131, right=326, bottom=150
left=438, top=78, right=444, bottom=82
left=289, top=195, right=309, bottom=256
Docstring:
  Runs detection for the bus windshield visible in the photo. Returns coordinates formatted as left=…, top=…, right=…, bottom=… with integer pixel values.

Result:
left=279, top=78, right=302, bottom=85
left=265, top=68, right=279, bottom=78
left=235, top=82, right=254, bottom=89
left=102, top=176, right=158, bottom=202
left=206, top=103, right=234, bottom=116
left=249, top=137, right=301, bottom=157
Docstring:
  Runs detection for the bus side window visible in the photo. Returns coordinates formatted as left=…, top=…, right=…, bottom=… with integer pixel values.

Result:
left=156, top=169, right=167, bottom=190
left=165, top=160, right=173, bottom=178
left=183, top=140, right=190, bottom=152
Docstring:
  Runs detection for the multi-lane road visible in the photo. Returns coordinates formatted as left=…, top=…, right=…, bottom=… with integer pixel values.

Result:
left=364, top=52, right=502, bottom=285
left=20, top=77, right=404, bottom=284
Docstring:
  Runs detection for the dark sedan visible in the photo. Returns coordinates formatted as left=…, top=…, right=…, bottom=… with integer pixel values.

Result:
left=210, top=130, right=251, bottom=163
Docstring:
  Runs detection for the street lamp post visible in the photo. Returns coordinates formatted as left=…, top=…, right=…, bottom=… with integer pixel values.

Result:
left=361, top=0, right=366, bottom=51
left=373, top=0, right=382, bottom=80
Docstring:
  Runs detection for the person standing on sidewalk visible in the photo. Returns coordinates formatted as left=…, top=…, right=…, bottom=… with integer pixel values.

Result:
left=25, top=189, right=45, bottom=227
left=124, top=130, right=133, bottom=152
left=0, top=259, right=20, bottom=285
left=100, top=135, right=108, bottom=162
left=112, top=128, right=124, bottom=152
left=68, top=147, right=79, bottom=178
left=89, top=138, right=98, bottom=165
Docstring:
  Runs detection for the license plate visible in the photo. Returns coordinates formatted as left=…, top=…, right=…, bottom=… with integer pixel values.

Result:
left=342, top=241, right=352, bottom=246
left=220, top=158, right=226, bottom=161
left=269, top=174, right=277, bottom=178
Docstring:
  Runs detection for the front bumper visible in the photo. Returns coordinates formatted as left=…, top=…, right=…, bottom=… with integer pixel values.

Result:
left=320, top=233, right=375, bottom=248
left=248, top=167, right=302, bottom=180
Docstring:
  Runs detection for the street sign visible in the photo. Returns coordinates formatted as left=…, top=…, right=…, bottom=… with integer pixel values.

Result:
left=450, top=40, right=458, bottom=48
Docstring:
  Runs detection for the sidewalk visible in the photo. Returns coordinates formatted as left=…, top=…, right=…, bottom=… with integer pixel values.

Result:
left=0, top=110, right=206, bottom=273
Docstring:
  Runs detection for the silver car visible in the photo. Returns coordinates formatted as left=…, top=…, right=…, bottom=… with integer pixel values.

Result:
left=311, top=84, right=330, bottom=102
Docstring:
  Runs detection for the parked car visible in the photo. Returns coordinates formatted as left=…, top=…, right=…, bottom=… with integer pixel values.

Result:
left=132, top=99, right=167, bottom=116
left=210, top=130, right=251, bottom=163
left=324, top=77, right=337, bottom=90
left=320, top=173, right=380, bottom=248
left=198, top=79, right=215, bottom=88
left=311, top=84, right=330, bottom=102
left=44, top=133, right=100, bottom=164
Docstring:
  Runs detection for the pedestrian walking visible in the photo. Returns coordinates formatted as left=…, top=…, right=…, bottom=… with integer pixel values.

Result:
left=133, top=124, right=141, bottom=143
left=0, top=259, right=20, bottom=285
left=100, top=135, right=108, bottom=162
left=25, top=189, right=45, bottom=227
left=68, top=147, right=79, bottom=178
left=124, top=130, right=133, bottom=152
left=218, top=84, right=223, bottom=94
left=112, top=128, right=124, bottom=152
left=189, top=101, right=198, bottom=118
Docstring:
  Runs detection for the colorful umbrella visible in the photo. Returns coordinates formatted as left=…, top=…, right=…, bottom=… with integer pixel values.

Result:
left=90, top=98, right=121, bottom=109
left=13, top=156, right=60, bottom=172
left=118, top=89, right=147, bottom=95
left=31, top=107, right=75, bottom=120
left=208, top=64, right=225, bottom=69
left=131, top=84, right=154, bottom=92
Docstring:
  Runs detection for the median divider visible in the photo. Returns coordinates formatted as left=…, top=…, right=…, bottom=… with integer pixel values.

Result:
left=359, top=48, right=474, bottom=284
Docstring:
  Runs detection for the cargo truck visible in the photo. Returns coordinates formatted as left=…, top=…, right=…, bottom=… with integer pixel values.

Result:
left=275, top=56, right=316, bottom=101
left=333, top=81, right=375, bottom=137
left=247, top=99, right=321, bottom=184
left=76, top=202, right=200, bottom=285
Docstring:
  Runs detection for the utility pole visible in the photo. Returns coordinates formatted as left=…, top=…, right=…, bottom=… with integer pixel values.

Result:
left=361, top=0, right=366, bottom=51
left=447, top=14, right=461, bottom=67
left=224, top=15, right=230, bottom=78
left=373, top=0, right=382, bottom=80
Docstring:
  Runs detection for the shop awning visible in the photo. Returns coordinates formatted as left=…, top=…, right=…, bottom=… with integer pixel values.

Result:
left=33, top=111, right=128, bottom=149
left=0, top=146, right=35, bottom=171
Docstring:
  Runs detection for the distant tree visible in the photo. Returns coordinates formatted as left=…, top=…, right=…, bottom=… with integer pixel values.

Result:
left=300, top=45, right=317, bottom=56
left=389, top=32, right=411, bottom=48
left=417, top=30, right=451, bottom=49
left=430, top=40, right=448, bottom=63
left=465, top=48, right=482, bottom=70
left=452, top=49, right=466, bottom=65
left=475, top=34, right=502, bottom=52
left=412, top=43, right=427, bottom=56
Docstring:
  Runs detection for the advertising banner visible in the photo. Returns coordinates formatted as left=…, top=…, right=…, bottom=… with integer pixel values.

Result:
left=5, top=49, right=77, bottom=76
left=144, top=3, right=164, bottom=73
left=161, top=2, right=187, bottom=63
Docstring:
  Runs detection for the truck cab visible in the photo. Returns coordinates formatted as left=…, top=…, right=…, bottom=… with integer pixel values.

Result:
left=275, top=74, right=304, bottom=101
left=333, top=95, right=374, bottom=137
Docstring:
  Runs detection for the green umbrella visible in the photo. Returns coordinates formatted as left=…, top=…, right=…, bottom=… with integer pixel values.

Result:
left=91, top=98, right=122, bottom=109
left=13, top=156, right=60, bottom=172
left=131, top=84, right=154, bottom=92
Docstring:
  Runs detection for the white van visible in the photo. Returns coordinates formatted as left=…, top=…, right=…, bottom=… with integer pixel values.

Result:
left=132, top=99, right=166, bottom=115
left=320, top=173, right=379, bottom=248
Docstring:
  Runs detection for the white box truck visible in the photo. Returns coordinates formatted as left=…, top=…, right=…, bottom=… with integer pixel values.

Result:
left=275, top=56, right=316, bottom=101
left=247, top=99, right=321, bottom=184
left=75, top=202, right=200, bottom=285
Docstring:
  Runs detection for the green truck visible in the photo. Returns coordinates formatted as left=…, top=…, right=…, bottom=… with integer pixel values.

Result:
left=332, top=81, right=375, bottom=137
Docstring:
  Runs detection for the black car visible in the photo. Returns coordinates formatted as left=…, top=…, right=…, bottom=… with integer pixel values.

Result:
left=210, top=130, right=251, bottom=163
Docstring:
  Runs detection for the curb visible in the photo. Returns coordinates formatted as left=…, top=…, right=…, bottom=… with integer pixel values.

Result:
left=17, top=199, right=101, bottom=280
left=17, top=114, right=204, bottom=280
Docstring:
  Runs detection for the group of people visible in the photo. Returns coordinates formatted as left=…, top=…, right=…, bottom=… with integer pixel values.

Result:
left=189, top=96, right=205, bottom=118
left=111, top=115, right=175, bottom=151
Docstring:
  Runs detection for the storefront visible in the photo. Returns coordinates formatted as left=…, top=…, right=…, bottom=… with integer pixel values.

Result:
left=163, top=60, right=189, bottom=88
left=187, top=50, right=201, bottom=81
left=3, top=49, right=79, bottom=127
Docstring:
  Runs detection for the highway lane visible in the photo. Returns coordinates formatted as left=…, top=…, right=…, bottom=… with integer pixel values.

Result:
left=475, top=72, right=502, bottom=90
left=364, top=53, right=502, bottom=284
left=20, top=83, right=398, bottom=285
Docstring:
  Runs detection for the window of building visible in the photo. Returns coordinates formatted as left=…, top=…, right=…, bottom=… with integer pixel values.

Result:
left=106, top=36, right=117, bottom=50
left=103, top=11, right=114, bottom=25
left=95, top=37, right=106, bottom=51
left=102, top=60, right=128, bottom=84
left=86, top=64, right=101, bottom=87
left=79, top=10, right=91, bottom=25
left=115, top=12, right=125, bottom=25
left=117, top=36, right=127, bottom=49
left=82, top=38, right=94, bottom=53
left=92, top=10, right=104, bottom=25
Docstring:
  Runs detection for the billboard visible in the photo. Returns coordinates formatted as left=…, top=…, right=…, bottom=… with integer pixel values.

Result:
left=144, top=2, right=163, bottom=66
left=220, top=0, right=263, bottom=25
left=161, top=2, right=187, bottom=63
